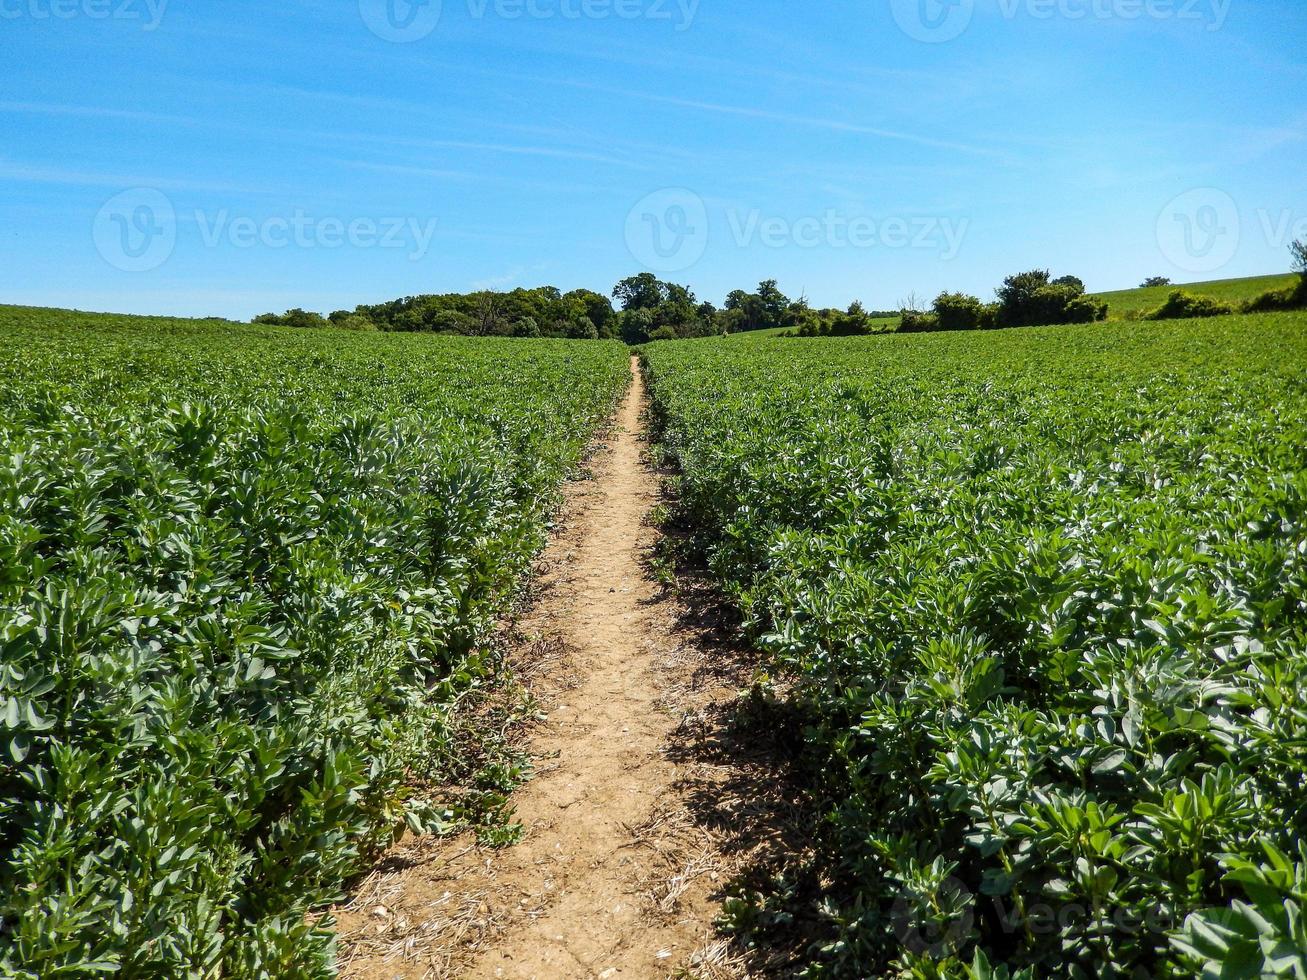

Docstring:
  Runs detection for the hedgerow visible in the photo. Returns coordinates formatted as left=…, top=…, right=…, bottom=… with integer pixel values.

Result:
left=643, top=312, right=1307, bottom=978
left=0, top=307, right=629, bottom=977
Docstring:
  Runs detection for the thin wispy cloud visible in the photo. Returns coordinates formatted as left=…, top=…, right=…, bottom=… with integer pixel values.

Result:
left=550, top=81, right=1013, bottom=159
left=0, top=161, right=273, bottom=196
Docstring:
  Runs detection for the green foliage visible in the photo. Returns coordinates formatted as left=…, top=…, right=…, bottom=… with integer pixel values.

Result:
left=1242, top=243, right=1307, bottom=314
left=996, top=270, right=1107, bottom=328
left=1141, top=277, right=1173, bottom=288
left=0, top=306, right=629, bottom=977
left=792, top=304, right=899, bottom=338
left=1093, top=273, right=1299, bottom=321
left=613, top=275, right=718, bottom=341
left=254, top=307, right=328, bottom=329
left=327, top=311, right=379, bottom=331
left=1242, top=286, right=1301, bottom=314
left=723, top=280, right=793, bottom=333
left=1145, top=290, right=1236, bottom=321
left=643, top=311, right=1307, bottom=978
left=320, top=286, right=617, bottom=339
left=898, top=309, right=941, bottom=334
left=932, top=292, right=984, bottom=332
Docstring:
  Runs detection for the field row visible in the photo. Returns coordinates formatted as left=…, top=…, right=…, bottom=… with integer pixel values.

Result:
left=0, top=308, right=630, bottom=977
left=643, top=311, right=1307, bottom=978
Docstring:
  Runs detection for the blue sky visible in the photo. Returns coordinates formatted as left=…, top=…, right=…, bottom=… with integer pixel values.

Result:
left=2, top=0, right=1304, bottom=319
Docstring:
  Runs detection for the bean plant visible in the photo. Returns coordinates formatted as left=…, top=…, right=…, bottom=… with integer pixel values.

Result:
left=643, top=312, right=1307, bottom=978
left=0, top=307, right=629, bottom=977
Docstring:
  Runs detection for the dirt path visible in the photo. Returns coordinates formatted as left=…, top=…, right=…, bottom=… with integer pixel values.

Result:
left=333, top=355, right=790, bottom=979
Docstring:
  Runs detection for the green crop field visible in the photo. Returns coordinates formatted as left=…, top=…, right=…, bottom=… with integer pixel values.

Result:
left=643, top=310, right=1307, bottom=978
left=0, top=306, right=629, bottom=977
left=1090, top=273, right=1299, bottom=320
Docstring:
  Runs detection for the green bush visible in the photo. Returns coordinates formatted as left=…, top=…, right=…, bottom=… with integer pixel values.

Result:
left=1243, top=286, right=1300, bottom=313
left=253, top=308, right=328, bottom=329
left=897, top=309, right=940, bottom=333
left=1146, top=290, right=1235, bottom=320
left=933, top=292, right=984, bottom=332
left=1242, top=241, right=1307, bottom=313
left=996, top=271, right=1107, bottom=328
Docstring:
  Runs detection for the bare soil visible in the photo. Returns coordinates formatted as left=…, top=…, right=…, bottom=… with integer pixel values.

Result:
left=332, top=356, right=814, bottom=980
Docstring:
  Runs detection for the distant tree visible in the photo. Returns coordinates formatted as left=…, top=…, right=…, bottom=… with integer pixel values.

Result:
left=784, top=295, right=812, bottom=330
left=511, top=316, right=541, bottom=338
left=715, top=307, right=748, bottom=335
left=563, top=317, right=599, bottom=340
left=470, top=291, right=508, bottom=336
left=933, top=291, right=983, bottom=331
left=1141, top=276, right=1173, bottom=288
left=829, top=301, right=872, bottom=336
left=996, top=270, right=1106, bottom=327
left=620, top=308, right=654, bottom=345
left=897, top=309, right=939, bottom=334
left=995, top=270, right=1053, bottom=327
left=254, top=308, right=327, bottom=329
left=734, top=292, right=766, bottom=331
left=613, top=273, right=666, bottom=311
left=1293, top=239, right=1307, bottom=279
left=899, top=291, right=926, bottom=313
left=335, top=314, right=378, bottom=331
left=565, top=288, right=617, bottom=338
left=756, top=279, right=791, bottom=330
left=1052, top=275, right=1085, bottom=292
left=428, top=309, right=475, bottom=334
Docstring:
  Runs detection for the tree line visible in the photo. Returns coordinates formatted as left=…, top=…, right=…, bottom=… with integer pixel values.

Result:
left=252, top=274, right=893, bottom=342
left=253, top=239, right=1305, bottom=340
